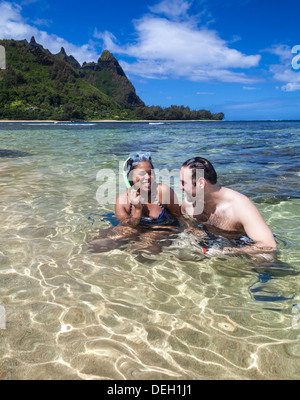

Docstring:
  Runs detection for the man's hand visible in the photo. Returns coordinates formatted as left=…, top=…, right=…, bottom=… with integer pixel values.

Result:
left=184, top=226, right=206, bottom=238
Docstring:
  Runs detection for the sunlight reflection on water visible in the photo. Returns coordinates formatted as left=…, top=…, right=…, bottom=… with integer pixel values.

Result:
left=0, top=121, right=299, bottom=380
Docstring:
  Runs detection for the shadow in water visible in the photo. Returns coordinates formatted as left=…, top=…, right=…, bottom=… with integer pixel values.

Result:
left=249, top=260, right=298, bottom=303
left=88, top=212, right=181, bottom=256
left=0, top=149, right=32, bottom=158
left=87, top=212, right=298, bottom=304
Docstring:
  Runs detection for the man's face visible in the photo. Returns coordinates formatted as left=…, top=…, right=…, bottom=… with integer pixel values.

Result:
left=180, top=167, right=197, bottom=202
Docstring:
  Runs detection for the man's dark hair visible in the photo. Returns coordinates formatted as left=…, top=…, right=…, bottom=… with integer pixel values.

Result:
left=182, top=157, right=217, bottom=185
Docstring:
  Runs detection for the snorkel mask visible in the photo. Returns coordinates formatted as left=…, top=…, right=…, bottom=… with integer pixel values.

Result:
left=123, top=152, right=152, bottom=188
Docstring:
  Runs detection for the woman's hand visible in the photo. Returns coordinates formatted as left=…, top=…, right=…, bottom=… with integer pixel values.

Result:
left=115, top=188, right=142, bottom=227
left=127, top=185, right=142, bottom=209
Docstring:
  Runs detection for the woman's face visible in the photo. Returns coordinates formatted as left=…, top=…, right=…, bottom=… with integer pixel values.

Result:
left=131, top=161, right=155, bottom=192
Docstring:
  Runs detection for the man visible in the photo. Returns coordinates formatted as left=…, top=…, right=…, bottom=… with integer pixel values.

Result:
left=180, top=157, right=277, bottom=254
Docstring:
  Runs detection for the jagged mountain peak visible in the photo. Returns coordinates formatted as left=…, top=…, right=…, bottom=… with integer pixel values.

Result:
left=0, top=38, right=121, bottom=120
left=55, top=47, right=81, bottom=70
left=98, top=49, right=117, bottom=62
left=81, top=49, right=144, bottom=109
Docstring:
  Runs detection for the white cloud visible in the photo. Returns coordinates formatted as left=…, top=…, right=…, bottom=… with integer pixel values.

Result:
left=225, top=100, right=280, bottom=110
left=21, top=0, right=41, bottom=5
left=243, top=86, right=260, bottom=90
left=0, top=1, right=97, bottom=64
left=32, top=18, right=52, bottom=27
left=97, top=9, right=261, bottom=84
left=281, top=82, right=300, bottom=92
left=0, top=0, right=264, bottom=84
left=149, top=0, right=192, bottom=20
left=266, top=44, right=300, bottom=92
left=266, top=44, right=292, bottom=64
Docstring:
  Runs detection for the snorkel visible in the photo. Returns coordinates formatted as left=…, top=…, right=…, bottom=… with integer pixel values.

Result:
left=123, top=156, right=132, bottom=189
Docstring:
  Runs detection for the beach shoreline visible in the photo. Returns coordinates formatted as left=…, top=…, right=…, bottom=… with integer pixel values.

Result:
left=0, top=119, right=222, bottom=123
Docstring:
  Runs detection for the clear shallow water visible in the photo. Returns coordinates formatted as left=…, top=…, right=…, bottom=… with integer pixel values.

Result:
left=0, top=121, right=299, bottom=380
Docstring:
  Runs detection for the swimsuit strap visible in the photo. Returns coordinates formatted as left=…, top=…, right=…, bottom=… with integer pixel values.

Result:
left=151, top=193, right=169, bottom=220
left=151, top=193, right=165, bottom=211
left=129, top=192, right=168, bottom=219
left=156, top=207, right=169, bottom=220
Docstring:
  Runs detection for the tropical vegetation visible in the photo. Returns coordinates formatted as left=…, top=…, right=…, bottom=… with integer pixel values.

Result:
left=0, top=38, right=224, bottom=121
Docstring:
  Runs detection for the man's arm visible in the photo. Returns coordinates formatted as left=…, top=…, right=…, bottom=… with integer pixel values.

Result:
left=238, top=196, right=277, bottom=249
left=223, top=195, right=277, bottom=255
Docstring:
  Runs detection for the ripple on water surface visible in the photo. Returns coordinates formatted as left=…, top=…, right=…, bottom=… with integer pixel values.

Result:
left=0, top=122, right=299, bottom=380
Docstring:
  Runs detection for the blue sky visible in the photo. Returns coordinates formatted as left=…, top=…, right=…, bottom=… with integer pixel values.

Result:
left=0, top=0, right=300, bottom=120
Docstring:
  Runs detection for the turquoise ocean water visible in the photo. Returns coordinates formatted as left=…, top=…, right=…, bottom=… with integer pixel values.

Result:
left=0, top=120, right=299, bottom=380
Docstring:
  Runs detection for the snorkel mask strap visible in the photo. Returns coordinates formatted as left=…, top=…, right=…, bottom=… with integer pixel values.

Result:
left=123, top=156, right=131, bottom=188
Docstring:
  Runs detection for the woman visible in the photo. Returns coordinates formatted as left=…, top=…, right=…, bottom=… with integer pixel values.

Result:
left=116, top=152, right=180, bottom=226
left=89, top=152, right=180, bottom=253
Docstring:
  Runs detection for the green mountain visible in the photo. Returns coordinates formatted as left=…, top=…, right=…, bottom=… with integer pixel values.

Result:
left=55, top=47, right=81, bottom=70
left=0, top=37, right=224, bottom=121
left=79, top=50, right=145, bottom=109
left=0, top=37, right=127, bottom=120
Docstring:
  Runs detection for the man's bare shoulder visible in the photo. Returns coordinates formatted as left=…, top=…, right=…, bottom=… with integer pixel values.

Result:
left=221, top=187, right=253, bottom=205
left=220, top=187, right=261, bottom=219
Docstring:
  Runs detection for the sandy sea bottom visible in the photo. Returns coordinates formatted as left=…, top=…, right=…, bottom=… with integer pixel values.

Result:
left=0, top=121, right=300, bottom=380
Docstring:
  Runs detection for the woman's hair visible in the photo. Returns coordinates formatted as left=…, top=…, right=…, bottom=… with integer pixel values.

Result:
left=182, top=157, right=217, bottom=185
left=124, top=152, right=154, bottom=186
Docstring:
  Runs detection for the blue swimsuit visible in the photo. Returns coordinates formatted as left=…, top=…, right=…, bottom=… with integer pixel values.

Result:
left=129, top=194, right=170, bottom=225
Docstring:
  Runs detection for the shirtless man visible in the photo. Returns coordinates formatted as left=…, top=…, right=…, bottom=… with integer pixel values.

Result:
left=180, top=157, right=277, bottom=255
